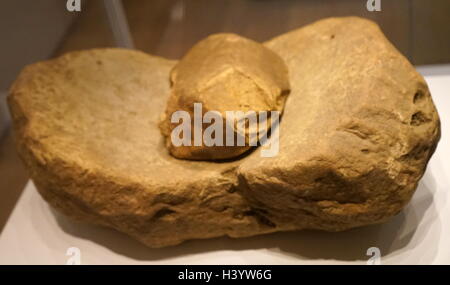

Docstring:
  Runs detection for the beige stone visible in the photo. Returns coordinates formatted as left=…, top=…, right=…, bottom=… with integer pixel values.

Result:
left=8, top=17, right=440, bottom=248
left=160, top=33, right=290, bottom=160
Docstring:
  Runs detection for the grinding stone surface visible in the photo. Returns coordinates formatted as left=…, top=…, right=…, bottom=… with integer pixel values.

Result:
left=8, top=17, right=440, bottom=247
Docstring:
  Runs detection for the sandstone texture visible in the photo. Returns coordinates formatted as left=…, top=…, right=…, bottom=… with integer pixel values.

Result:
left=160, top=33, right=290, bottom=160
left=8, top=17, right=440, bottom=248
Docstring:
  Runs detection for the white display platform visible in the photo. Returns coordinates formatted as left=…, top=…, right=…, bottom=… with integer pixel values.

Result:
left=1, top=72, right=449, bottom=265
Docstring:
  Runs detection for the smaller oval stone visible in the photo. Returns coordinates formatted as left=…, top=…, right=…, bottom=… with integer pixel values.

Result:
left=160, top=33, right=290, bottom=160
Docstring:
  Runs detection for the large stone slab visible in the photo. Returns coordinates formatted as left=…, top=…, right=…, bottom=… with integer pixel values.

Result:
left=8, top=17, right=440, bottom=247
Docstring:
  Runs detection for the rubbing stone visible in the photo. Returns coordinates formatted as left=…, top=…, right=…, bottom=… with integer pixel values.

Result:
left=160, top=33, right=290, bottom=160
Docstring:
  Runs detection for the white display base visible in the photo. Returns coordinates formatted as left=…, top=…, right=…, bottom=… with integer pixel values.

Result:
left=1, top=74, right=449, bottom=265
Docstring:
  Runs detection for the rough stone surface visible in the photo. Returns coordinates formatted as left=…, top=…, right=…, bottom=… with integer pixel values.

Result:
left=8, top=17, right=440, bottom=248
left=160, top=33, right=290, bottom=160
